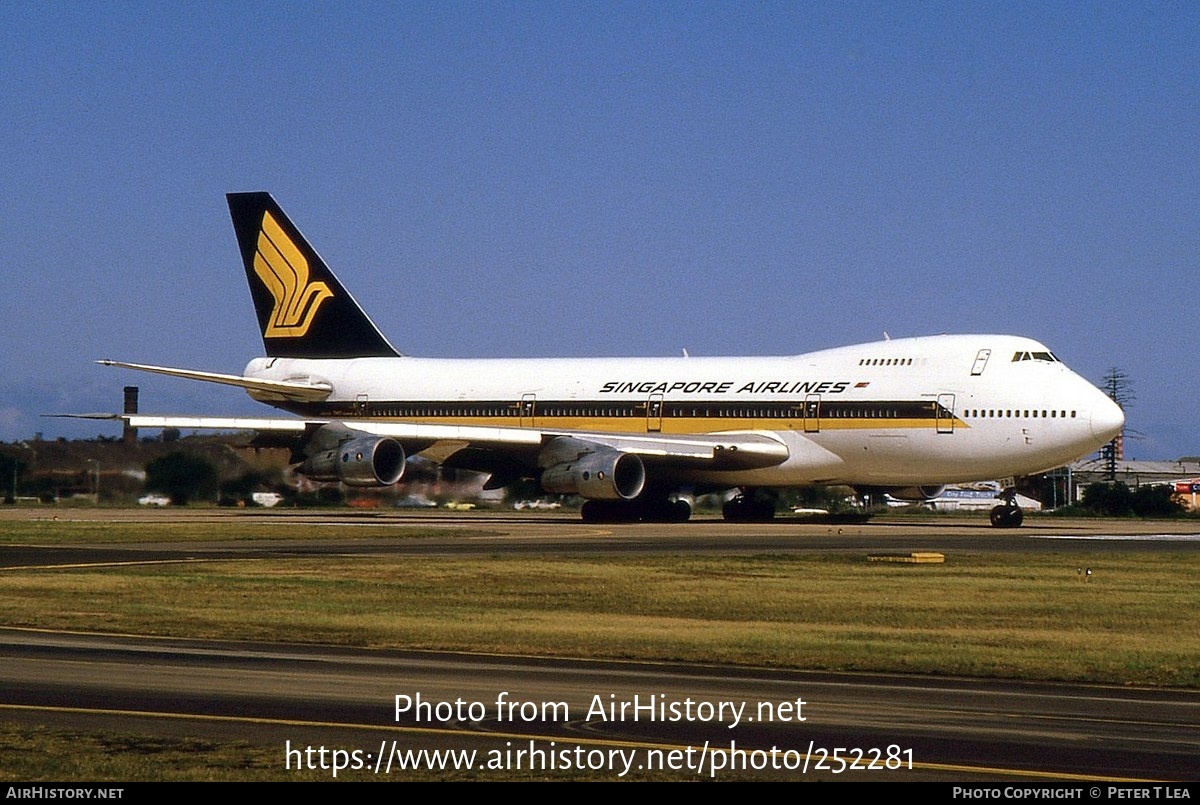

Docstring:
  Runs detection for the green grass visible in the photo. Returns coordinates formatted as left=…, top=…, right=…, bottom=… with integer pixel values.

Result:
left=0, top=722, right=698, bottom=781
left=0, top=723, right=314, bottom=782
left=0, top=516, right=484, bottom=545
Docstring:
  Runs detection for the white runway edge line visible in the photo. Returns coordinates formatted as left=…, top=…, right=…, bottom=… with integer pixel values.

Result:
left=1027, top=534, right=1200, bottom=541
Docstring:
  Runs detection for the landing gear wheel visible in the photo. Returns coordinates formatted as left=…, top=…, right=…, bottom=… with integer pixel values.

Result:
left=668, top=498, right=692, bottom=523
left=989, top=505, right=1024, bottom=528
left=722, top=495, right=776, bottom=522
left=581, top=500, right=639, bottom=523
left=581, top=497, right=692, bottom=523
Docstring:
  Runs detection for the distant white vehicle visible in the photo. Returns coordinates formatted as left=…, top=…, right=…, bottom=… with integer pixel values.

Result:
left=514, top=499, right=563, bottom=510
left=137, top=494, right=171, bottom=506
left=251, top=492, right=282, bottom=507
left=394, top=494, right=437, bottom=508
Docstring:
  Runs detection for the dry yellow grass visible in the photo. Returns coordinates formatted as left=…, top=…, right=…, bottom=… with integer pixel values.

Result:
left=2, top=546, right=1196, bottom=686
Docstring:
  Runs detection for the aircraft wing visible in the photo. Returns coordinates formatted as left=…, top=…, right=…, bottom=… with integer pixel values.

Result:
left=351, top=421, right=790, bottom=471
left=80, top=413, right=788, bottom=472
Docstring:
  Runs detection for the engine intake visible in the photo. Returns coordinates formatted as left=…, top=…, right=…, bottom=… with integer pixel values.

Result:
left=301, top=435, right=406, bottom=487
left=538, top=438, right=645, bottom=501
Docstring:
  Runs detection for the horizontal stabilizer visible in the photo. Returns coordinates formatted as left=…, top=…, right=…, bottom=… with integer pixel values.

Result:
left=98, top=360, right=332, bottom=403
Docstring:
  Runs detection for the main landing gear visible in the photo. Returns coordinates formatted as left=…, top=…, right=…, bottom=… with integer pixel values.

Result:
left=989, top=488, right=1024, bottom=528
left=580, top=496, right=692, bottom=523
left=721, top=489, right=777, bottom=522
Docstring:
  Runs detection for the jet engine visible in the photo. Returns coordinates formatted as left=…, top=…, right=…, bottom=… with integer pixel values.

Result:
left=300, top=435, right=406, bottom=487
left=538, top=438, right=646, bottom=501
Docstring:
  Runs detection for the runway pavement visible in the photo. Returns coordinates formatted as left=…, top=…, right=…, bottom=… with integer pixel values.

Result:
left=1, top=627, right=1197, bottom=781
left=1, top=508, right=1198, bottom=781
left=2, top=508, right=1199, bottom=569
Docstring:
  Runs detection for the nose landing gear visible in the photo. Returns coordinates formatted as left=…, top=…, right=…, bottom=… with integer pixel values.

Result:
left=989, top=487, right=1024, bottom=528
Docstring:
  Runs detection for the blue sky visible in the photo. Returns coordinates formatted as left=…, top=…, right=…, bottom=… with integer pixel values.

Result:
left=1, top=2, right=1196, bottom=458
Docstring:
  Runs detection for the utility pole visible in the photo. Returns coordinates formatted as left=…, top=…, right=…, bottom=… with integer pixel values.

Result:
left=86, top=459, right=100, bottom=504
left=1099, top=368, right=1133, bottom=482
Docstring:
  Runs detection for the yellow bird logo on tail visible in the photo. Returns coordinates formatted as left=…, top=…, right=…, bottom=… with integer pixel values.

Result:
left=253, top=210, right=333, bottom=338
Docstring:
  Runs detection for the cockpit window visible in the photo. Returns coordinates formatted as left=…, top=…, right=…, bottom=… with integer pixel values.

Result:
left=1012, top=351, right=1059, bottom=363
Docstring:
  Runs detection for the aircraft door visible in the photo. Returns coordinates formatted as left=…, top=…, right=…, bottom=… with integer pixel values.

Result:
left=970, top=349, right=991, bottom=376
left=355, top=393, right=368, bottom=417
left=936, top=393, right=956, bottom=434
left=520, top=394, right=536, bottom=427
left=647, top=393, right=663, bottom=433
left=803, top=394, right=821, bottom=433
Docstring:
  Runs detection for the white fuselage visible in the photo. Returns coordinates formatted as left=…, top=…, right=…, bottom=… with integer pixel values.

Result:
left=243, top=334, right=1125, bottom=489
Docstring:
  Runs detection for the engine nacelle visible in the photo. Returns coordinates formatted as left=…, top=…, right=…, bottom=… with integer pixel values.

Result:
left=883, top=485, right=947, bottom=502
left=540, top=443, right=645, bottom=501
left=301, top=436, right=406, bottom=487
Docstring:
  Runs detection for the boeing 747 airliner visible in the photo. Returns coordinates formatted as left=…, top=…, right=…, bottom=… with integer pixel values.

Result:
left=96, top=193, right=1125, bottom=526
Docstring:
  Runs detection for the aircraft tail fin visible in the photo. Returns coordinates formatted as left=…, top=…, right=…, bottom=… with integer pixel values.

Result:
left=227, top=192, right=400, bottom=359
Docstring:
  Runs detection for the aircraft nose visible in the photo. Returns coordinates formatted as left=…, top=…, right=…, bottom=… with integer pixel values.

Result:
left=1090, top=394, right=1125, bottom=442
